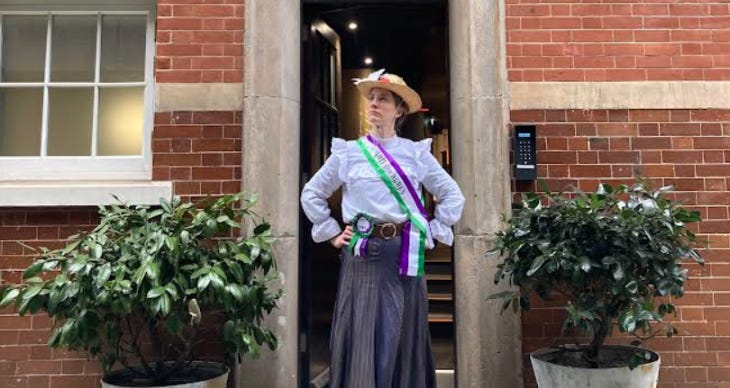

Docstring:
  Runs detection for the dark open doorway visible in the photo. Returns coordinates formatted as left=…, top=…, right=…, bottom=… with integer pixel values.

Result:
left=299, top=2, right=452, bottom=387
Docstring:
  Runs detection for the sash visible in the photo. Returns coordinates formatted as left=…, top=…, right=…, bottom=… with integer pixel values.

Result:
left=356, top=135, right=431, bottom=277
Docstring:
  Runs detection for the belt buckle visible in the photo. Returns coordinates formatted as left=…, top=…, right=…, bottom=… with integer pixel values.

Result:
left=379, top=222, right=397, bottom=240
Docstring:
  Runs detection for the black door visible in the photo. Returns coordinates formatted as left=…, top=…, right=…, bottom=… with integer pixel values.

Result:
left=299, top=15, right=342, bottom=388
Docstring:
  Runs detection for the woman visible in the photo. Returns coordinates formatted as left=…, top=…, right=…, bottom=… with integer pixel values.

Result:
left=300, top=69, right=464, bottom=388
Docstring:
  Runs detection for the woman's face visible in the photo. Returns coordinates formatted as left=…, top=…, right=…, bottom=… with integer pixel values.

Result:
left=366, top=88, right=402, bottom=129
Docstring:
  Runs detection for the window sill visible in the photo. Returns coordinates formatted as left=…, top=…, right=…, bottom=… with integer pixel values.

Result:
left=0, top=181, right=172, bottom=207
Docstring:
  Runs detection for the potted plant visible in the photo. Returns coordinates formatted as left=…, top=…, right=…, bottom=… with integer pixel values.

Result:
left=0, top=193, right=282, bottom=387
left=490, top=180, right=703, bottom=388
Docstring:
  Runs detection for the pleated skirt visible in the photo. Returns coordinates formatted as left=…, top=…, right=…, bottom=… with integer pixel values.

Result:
left=329, top=236, right=437, bottom=388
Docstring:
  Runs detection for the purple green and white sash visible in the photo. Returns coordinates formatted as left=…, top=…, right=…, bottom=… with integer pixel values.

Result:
left=356, top=135, right=431, bottom=277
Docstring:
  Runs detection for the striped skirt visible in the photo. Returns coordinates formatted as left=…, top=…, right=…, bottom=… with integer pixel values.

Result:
left=329, top=236, right=437, bottom=388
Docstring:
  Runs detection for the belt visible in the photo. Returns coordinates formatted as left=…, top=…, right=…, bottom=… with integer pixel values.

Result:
left=371, top=222, right=405, bottom=240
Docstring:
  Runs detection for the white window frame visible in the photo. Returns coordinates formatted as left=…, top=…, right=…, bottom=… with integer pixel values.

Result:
left=0, top=1, right=156, bottom=181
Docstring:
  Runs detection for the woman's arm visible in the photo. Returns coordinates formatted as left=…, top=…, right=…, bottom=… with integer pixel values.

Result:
left=419, top=151, right=465, bottom=246
left=300, top=140, right=347, bottom=243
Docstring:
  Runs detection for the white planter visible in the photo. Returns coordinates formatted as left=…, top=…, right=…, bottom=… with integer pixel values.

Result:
left=101, top=361, right=228, bottom=388
left=530, top=345, right=660, bottom=388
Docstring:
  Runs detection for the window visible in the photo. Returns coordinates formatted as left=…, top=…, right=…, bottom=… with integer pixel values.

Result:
left=0, top=1, right=155, bottom=180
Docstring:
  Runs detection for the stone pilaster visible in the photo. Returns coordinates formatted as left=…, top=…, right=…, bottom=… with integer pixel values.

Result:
left=236, top=0, right=301, bottom=387
left=449, top=0, right=523, bottom=386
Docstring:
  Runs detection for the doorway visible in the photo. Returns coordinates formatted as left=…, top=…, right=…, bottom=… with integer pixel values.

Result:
left=299, top=2, right=453, bottom=387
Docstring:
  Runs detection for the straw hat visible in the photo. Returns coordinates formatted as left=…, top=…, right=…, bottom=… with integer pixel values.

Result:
left=353, top=69, right=422, bottom=114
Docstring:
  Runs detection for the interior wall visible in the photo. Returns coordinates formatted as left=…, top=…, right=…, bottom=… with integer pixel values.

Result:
left=340, top=68, right=370, bottom=139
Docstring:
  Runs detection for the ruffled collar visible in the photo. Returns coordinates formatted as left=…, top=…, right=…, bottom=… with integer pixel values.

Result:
left=368, top=134, right=399, bottom=147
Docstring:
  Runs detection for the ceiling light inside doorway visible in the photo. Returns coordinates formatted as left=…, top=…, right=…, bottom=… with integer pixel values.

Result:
left=348, top=21, right=358, bottom=30
left=364, top=57, right=373, bottom=65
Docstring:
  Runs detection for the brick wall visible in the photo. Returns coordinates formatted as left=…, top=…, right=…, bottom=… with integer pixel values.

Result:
left=0, top=209, right=101, bottom=388
left=506, top=0, right=730, bottom=82
left=156, top=0, right=244, bottom=83
left=153, top=110, right=243, bottom=201
left=0, top=1, right=244, bottom=386
left=512, top=109, right=730, bottom=387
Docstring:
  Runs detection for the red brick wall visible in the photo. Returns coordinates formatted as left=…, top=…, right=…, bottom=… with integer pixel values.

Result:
left=0, top=1, right=244, bottom=386
left=506, top=0, right=730, bottom=82
left=0, top=209, right=101, bottom=388
left=153, top=111, right=243, bottom=201
left=156, top=0, right=244, bottom=83
left=512, top=109, right=730, bottom=387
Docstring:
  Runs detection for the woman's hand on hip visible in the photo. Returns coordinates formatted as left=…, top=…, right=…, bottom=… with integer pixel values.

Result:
left=330, top=226, right=353, bottom=249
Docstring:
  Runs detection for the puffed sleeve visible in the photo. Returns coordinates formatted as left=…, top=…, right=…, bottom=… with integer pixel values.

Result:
left=300, top=138, right=347, bottom=243
left=417, top=139, right=465, bottom=246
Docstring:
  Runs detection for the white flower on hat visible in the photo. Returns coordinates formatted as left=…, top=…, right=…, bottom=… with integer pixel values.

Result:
left=352, top=68, right=386, bottom=84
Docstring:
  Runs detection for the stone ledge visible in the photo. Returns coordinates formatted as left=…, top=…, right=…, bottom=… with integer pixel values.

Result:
left=0, top=181, right=172, bottom=207
left=156, top=83, right=243, bottom=112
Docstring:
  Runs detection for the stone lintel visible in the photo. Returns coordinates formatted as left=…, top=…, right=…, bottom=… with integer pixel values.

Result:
left=510, top=81, right=730, bottom=110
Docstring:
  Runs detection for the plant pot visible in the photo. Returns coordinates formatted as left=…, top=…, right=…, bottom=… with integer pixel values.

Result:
left=101, top=361, right=229, bottom=388
left=530, top=345, right=660, bottom=388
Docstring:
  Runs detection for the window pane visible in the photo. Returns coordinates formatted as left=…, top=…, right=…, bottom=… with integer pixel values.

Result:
left=51, top=16, right=96, bottom=82
left=47, top=88, right=93, bottom=156
left=1, top=16, right=47, bottom=82
left=100, top=15, right=146, bottom=82
left=98, top=87, right=143, bottom=156
left=0, top=88, right=42, bottom=156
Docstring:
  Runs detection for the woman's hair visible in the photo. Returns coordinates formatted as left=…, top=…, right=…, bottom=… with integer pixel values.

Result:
left=392, top=93, right=409, bottom=131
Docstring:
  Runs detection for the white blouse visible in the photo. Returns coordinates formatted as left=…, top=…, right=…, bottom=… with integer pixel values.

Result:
left=300, top=135, right=465, bottom=248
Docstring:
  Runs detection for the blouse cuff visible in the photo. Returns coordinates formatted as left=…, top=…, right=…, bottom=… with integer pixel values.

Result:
left=312, top=217, right=342, bottom=243
left=429, top=219, right=454, bottom=246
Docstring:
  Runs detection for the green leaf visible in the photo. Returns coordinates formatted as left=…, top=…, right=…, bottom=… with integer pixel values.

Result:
left=165, top=284, right=178, bottom=298
left=93, top=244, right=103, bottom=259
left=526, top=256, right=547, bottom=276
left=160, top=198, right=172, bottom=213
left=146, top=261, right=160, bottom=280
left=147, top=286, right=166, bottom=299
left=47, top=290, right=61, bottom=313
left=613, top=265, right=624, bottom=280
left=625, top=281, right=638, bottom=294
left=165, top=237, right=179, bottom=252
left=190, top=266, right=210, bottom=280
left=96, top=263, right=112, bottom=287
left=132, top=265, right=147, bottom=285
left=42, top=260, right=59, bottom=271
left=222, top=320, right=235, bottom=341
left=197, top=275, right=212, bottom=291
left=60, top=239, right=81, bottom=255
left=487, top=290, right=516, bottom=300
left=227, top=262, right=244, bottom=282
left=620, top=310, right=636, bottom=332
left=250, top=245, right=261, bottom=260
left=579, top=256, right=591, bottom=272
left=226, top=284, right=244, bottom=302
left=159, top=294, right=171, bottom=316
left=0, top=289, right=20, bottom=307
left=23, top=262, right=44, bottom=279
left=68, top=261, right=85, bottom=274
left=209, top=273, right=225, bottom=289
left=235, top=253, right=252, bottom=264
left=22, top=285, right=43, bottom=302
left=254, top=223, right=270, bottom=236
